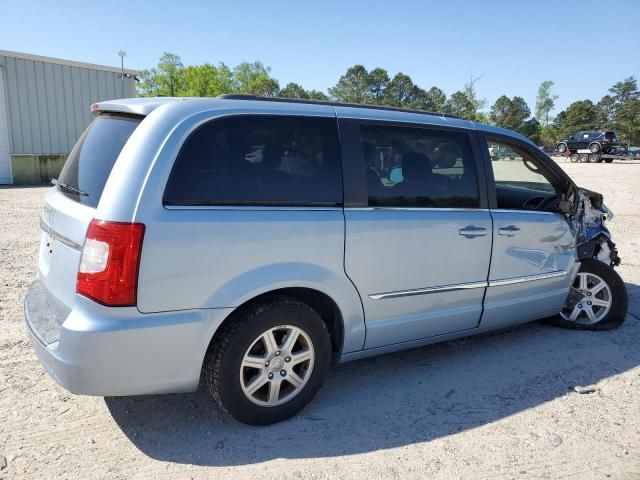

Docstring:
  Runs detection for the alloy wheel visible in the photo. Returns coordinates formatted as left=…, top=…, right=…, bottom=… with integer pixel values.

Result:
left=560, top=272, right=612, bottom=325
left=239, top=325, right=315, bottom=407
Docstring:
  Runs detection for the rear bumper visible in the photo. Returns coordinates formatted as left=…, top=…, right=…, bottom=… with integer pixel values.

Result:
left=24, top=278, right=233, bottom=396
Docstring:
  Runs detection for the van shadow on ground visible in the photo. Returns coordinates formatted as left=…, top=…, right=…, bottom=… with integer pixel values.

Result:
left=106, top=283, right=640, bottom=467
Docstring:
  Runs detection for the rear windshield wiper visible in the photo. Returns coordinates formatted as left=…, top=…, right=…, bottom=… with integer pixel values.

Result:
left=57, top=181, right=89, bottom=197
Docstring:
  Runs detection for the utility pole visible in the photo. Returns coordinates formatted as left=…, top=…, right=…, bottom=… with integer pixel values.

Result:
left=118, top=50, right=127, bottom=97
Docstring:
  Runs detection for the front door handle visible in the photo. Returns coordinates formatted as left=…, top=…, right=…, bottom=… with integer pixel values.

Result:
left=498, top=225, right=521, bottom=237
left=459, top=226, right=488, bottom=238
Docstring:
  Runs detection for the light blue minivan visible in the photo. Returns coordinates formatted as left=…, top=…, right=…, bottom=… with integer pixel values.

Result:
left=24, top=95, right=627, bottom=425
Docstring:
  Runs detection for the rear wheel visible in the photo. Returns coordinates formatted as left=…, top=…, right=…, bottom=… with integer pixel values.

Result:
left=203, top=296, right=332, bottom=425
left=545, top=259, right=628, bottom=331
left=589, top=142, right=601, bottom=153
left=604, top=158, right=614, bottom=163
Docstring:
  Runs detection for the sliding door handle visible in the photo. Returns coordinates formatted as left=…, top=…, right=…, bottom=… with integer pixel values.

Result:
left=498, top=225, right=521, bottom=236
left=459, top=226, right=488, bottom=238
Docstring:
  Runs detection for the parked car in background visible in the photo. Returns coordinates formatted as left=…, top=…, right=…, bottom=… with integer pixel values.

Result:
left=556, top=131, right=620, bottom=154
left=24, top=96, right=627, bottom=425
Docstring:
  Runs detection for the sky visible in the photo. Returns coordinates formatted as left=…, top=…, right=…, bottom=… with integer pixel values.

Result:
left=2, top=0, right=639, bottom=115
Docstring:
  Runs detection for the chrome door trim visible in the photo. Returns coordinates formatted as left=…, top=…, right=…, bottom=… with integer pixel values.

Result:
left=164, top=205, right=343, bottom=211
left=347, top=207, right=490, bottom=212
left=490, top=209, right=561, bottom=216
left=369, top=270, right=568, bottom=300
left=39, top=218, right=83, bottom=251
left=488, top=270, right=567, bottom=287
left=369, top=281, right=488, bottom=300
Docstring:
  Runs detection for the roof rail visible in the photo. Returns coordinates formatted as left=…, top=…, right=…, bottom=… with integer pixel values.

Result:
left=216, top=94, right=460, bottom=119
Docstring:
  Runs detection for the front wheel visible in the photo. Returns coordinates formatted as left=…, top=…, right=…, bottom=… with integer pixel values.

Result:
left=545, top=259, right=628, bottom=331
left=556, top=143, right=567, bottom=154
left=203, top=296, right=331, bottom=425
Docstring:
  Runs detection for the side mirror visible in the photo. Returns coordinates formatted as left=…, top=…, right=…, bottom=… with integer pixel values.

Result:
left=558, top=199, right=573, bottom=214
left=389, top=167, right=404, bottom=183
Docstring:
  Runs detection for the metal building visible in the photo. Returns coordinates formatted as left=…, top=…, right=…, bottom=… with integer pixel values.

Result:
left=0, top=49, right=137, bottom=184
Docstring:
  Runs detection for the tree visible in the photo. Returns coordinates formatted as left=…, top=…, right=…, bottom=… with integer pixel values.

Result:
left=367, top=68, right=390, bottom=104
left=233, top=61, right=279, bottom=96
left=445, top=76, right=485, bottom=121
left=279, top=82, right=310, bottom=99
left=137, top=68, right=161, bottom=97
left=608, top=76, right=640, bottom=145
left=307, top=90, right=329, bottom=101
left=463, top=75, right=486, bottom=120
left=555, top=100, right=599, bottom=138
left=446, top=91, right=476, bottom=119
left=384, top=73, right=416, bottom=107
left=535, top=80, right=558, bottom=127
left=520, top=118, right=541, bottom=142
left=489, top=95, right=531, bottom=131
left=157, top=52, right=185, bottom=96
left=425, top=86, right=447, bottom=112
left=596, top=95, right=615, bottom=128
left=328, top=65, right=370, bottom=103
left=181, top=63, right=233, bottom=97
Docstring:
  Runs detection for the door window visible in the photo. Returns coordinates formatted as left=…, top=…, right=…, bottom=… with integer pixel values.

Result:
left=164, top=115, right=342, bottom=206
left=487, top=140, right=559, bottom=211
left=359, top=124, right=480, bottom=208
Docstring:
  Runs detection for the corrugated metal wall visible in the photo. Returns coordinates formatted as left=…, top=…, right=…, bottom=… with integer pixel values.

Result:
left=0, top=54, right=137, bottom=155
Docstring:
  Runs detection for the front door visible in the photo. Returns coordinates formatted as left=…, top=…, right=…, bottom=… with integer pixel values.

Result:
left=342, top=121, right=492, bottom=349
left=480, top=137, right=577, bottom=329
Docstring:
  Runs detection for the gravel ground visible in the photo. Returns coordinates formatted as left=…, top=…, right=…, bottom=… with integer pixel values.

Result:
left=1, top=160, right=639, bottom=480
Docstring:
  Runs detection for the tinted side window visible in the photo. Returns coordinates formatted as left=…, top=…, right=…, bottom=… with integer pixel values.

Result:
left=359, top=124, right=479, bottom=208
left=164, top=116, right=342, bottom=206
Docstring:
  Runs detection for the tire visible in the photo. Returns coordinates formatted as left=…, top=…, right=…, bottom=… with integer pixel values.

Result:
left=588, top=154, right=600, bottom=163
left=604, top=158, right=614, bottom=163
left=589, top=142, right=601, bottom=153
left=544, top=259, right=628, bottom=331
left=203, top=296, right=332, bottom=425
left=569, top=153, right=580, bottom=163
left=556, top=143, right=567, bottom=154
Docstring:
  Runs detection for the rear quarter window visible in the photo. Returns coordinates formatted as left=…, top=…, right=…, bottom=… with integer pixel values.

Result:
left=57, top=114, right=142, bottom=207
left=164, top=115, right=343, bottom=206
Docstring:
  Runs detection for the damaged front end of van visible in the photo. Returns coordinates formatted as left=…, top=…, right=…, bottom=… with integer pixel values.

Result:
left=569, top=188, right=620, bottom=267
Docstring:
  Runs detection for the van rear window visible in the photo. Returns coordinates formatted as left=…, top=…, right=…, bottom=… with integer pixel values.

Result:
left=57, top=114, right=142, bottom=207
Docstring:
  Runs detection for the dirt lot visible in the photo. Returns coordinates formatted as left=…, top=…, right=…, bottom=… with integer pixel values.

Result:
left=1, top=160, right=639, bottom=480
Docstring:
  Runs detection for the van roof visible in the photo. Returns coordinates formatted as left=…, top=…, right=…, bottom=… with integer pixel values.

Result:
left=92, top=95, right=535, bottom=146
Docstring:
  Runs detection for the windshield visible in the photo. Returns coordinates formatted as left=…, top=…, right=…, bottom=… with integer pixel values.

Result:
left=57, top=113, right=142, bottom=207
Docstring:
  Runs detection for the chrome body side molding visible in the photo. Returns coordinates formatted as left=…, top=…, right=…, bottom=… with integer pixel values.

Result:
left=369, top=271, right=568, bottom=300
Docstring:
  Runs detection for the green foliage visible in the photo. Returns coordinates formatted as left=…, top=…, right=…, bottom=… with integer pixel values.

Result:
left=277, top=83, right=329, bottom=101
left=489, top=95, right=531, bottom=131
left=328, top=65, right=370, bottom=103
left=535, top=80, right=558, bottom=126
left=445, top=91, right=475, bottom=119
left=555, top=100, right=599, bottom=138
left=608, top=77, right=640, bottom=145
left=136, top=55, right=638, bottom=146
left=233, top=62, right=279, bottom=96
left=278, top=82, right=310, bottom=99
left=181, top=63, right=234, bottom=96
left=367, top=68, right=390, bottom=104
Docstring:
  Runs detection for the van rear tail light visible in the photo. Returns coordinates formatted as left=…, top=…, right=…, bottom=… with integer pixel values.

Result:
left=77, top=219, right=145, bottom=306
